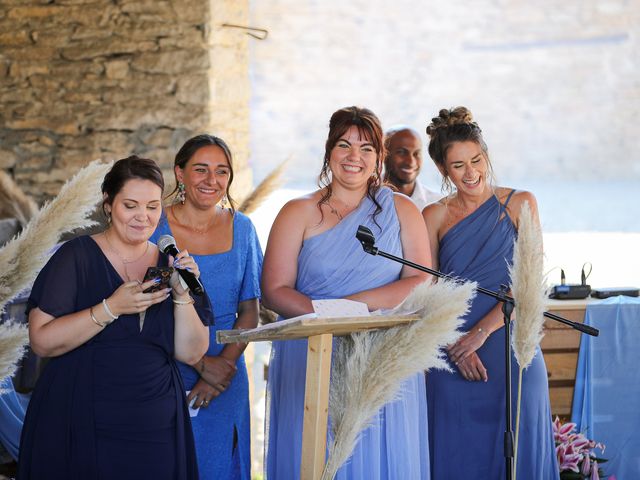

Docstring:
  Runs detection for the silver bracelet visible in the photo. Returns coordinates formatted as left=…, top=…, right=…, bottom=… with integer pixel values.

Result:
left=102, top=299, right=118, bottom=320
left=90, top=306, right=107, bottom=328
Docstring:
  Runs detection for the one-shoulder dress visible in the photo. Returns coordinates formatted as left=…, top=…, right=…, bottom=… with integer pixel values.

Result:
left=426, top=192, right=559, bottom=479
left=266, top=187, right=429, bottom=480
left=18, top=235, right=212, bottom=479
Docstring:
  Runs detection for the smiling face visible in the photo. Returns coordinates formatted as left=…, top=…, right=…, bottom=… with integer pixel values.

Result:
left=385, top=129, right=423, bottom=187
left=328, top=125, right=378, bottom=190
left=443, top=140, right=490, bottom=198
left=175, top=145, right=231, bottom=209
left=106, top=178, right=163, bottom=245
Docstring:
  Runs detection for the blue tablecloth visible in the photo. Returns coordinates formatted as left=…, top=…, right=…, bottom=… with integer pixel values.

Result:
left=571, top=296, right=640, bottom=480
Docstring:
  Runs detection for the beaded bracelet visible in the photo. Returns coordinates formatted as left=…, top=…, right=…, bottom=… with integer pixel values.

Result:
left=90, top=306, right=107, bottom=328
left=102, top=299, right=118, bottom=320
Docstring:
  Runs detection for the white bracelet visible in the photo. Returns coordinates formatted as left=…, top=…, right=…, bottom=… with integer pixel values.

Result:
left=102, top=299, right=118, bottom=320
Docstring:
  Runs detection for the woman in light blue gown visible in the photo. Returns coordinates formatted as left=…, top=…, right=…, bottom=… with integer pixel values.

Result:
left=151, top=135, right=262, bottom=480
left=262, top=106, right=432, bottom=479
left=422, top=107, right=559, bottom=479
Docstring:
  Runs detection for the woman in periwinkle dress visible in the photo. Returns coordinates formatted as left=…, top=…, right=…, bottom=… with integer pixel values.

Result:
left=422, top=107, right=559, bottom=479
left=262, top=106, right=432, bottom=479
left=151, top=135, right=263, bottom=480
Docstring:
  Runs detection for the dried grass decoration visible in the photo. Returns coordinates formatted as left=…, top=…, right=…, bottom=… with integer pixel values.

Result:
left=321, top=278, right=476, bottom=480
left=508, top=201, right=547, bottom=479
left=0, top=160, right=112, bottom=386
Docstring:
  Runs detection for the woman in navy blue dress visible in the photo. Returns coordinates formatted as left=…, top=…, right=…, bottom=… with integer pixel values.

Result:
left=422, top=107, right=558, bottom=479
left=18, top=156, right=210, bottom=479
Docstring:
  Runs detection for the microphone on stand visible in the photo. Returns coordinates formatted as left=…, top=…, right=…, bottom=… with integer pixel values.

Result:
left=157, top=235, right=204, bottom=296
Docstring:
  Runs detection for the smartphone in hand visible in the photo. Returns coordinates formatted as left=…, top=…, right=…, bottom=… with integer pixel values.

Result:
left=142, top=266, right=174, bottom=293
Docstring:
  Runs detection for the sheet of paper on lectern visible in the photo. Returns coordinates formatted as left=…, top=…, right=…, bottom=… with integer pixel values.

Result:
left=311, top=299, right=370, bottom=318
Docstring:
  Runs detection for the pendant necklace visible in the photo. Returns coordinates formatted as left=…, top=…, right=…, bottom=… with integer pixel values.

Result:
left=104, top=230, right=150, bottom=281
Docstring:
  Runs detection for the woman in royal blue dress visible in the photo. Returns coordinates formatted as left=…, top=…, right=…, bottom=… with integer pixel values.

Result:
left=262, top=106, right=432, bottom=479
left=150, top=135, right=262, bottom=480
left=18, top=156, right=210, bottom=479
left=422, top=107, right=559, bottom=479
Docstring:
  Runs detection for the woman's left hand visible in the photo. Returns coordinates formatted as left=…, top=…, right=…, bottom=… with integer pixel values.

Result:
left=169, top=249, right=200, bottom=296
left=448, top=328, right=489, bottom=365
left=187, top=379, right=219, bottom=409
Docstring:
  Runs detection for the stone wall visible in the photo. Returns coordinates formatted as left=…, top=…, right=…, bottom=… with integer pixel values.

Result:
left=0, top=0, right=251, bottom=202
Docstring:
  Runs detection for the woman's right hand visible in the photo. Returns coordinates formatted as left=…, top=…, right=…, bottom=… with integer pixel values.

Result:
left=106, top=279, right=170, bottom=316
left=456, top=352, right=488, bottom=382
left=199, top=355, right=237, bottom=394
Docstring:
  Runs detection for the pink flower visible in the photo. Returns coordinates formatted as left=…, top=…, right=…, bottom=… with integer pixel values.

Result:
left=590, top=460, right=599, bottom=480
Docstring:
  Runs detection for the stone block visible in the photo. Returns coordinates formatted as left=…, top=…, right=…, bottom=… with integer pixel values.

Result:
left=9, top=62, right=49, bottom=78
left=7, top=118, right=79, bottom=136
left=105, top=59, right=130, bottom=79
left=0, top=29, right=30, bottom=46
left=61, top=38, right=157, bottom=61
left=0, top=149, right=17, bottom=169
left=2, top=46, right=58, bottom=61
left=131, top=49, right=209, bottom=75
left=176, top=73, right=209, bottom=105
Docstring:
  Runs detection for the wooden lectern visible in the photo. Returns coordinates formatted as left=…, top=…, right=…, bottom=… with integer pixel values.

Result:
left=217, top=313, right=420, bottom=480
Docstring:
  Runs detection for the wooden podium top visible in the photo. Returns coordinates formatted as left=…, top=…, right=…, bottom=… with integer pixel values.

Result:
left=216, top=313, right=420, bottom=344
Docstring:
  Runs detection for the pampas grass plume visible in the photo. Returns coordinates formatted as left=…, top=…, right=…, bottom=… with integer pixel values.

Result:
left=0, top=160, right=112, bottom=310
left=510, top=201, right=546, bottom=369
left=321, top=279, right=475, bottom=479
left=239, top=159, right=288, bottom=216
left=0, top=322, right=29, bottom=393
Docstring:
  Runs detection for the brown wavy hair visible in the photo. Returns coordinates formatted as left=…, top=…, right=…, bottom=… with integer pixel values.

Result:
left=426, top=106, right=494, bottom=195
left=317, top=106, right=385, bottom=224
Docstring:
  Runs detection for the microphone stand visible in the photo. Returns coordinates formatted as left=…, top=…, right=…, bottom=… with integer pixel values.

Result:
left=355, top=225, right=598, bottom=480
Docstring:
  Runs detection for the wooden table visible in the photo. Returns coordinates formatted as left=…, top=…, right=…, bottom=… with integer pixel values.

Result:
left=217, top=313, right=419, bottom=480
left=542, top=298, right=600, bottom=418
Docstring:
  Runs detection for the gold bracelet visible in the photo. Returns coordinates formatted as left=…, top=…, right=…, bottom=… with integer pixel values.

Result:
left=173, top=296, right=195, bottom=305
left=477, top=327, right=490, bottom=338
left=90, top=306, right=107, bottom=328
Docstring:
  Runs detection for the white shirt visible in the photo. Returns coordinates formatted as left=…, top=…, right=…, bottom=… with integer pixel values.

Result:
left=410, top=182, right=442, bottom=211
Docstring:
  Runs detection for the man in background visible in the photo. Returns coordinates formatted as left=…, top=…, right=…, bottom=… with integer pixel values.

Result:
left=384, top=126, right=441, bottom=210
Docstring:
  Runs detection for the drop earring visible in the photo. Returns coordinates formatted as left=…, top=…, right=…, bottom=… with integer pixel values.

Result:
left=177, top=182, right=186, bottom=205
left=220, top=194, right=228, bottom=208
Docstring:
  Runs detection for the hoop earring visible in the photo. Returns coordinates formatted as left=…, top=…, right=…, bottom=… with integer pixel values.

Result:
left=177, top=182, right=186, bottom=205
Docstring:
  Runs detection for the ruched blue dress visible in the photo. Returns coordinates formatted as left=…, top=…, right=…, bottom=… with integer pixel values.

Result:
left=426, top=192, right=559, bottom=479
left=151, top=211, right=263, bottom=480
left=266, top=187, right=429, bottom=480
left=18, top=235, right=211, bottom=479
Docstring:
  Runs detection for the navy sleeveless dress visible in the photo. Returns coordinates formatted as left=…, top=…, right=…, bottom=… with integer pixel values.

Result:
left=18, top=236, right=212, bottom=479
left=426, top=193, right=559, bottom=479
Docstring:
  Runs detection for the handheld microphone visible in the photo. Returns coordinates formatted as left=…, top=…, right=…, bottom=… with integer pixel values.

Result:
left=157, top=235, right=204, bottom=296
